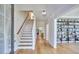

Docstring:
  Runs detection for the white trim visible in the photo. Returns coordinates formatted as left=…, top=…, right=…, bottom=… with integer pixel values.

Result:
left=4, top=4, right=6, bottom=53
left=56, top=16, right=79, bottom=19
left=54, top=18, right=57, bottom=48
left=32, top=17, right=36, bottom=50
left=46, top=24, right=49, bottom=40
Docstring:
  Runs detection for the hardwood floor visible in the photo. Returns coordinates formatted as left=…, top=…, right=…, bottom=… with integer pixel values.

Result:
left=16, top=36, right=79, bottom=54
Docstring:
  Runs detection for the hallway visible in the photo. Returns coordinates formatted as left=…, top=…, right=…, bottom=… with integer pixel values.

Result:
left=16, top=35, right=79, bottom=54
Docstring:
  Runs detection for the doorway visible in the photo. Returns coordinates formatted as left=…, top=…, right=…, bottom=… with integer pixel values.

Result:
left=56, top=17, right=79, bottom=45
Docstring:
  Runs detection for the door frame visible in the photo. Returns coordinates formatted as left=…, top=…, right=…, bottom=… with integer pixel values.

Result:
left=55, top=16, right=79, bottom=47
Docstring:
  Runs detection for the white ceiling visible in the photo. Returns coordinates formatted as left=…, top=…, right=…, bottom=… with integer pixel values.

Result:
left=15, top=4, right=79, bottom=22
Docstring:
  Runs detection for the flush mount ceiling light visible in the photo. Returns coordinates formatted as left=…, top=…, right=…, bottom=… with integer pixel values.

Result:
left=42, top=9, right=46, bottom=16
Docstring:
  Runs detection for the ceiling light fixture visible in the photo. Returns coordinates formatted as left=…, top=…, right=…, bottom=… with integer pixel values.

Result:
left=42, top=9, right=46, bottom=16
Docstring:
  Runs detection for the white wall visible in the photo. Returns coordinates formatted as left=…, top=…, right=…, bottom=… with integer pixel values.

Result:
left=48, top=16, right=57, bottom=48
left=63, top=7, right=79, bottom=16
left=0, top=4, right=11, bottom=54
left=4, top=4, right=11, bottom=53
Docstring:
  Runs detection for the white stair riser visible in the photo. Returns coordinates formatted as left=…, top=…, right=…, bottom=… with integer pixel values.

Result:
left=21, top=37, right=32, bottom=38
left=18, top=47, right=32, bottom=49
left=19, top=41, right=32, bottom=43
left=20, top=39, right=32, bottom=41
left=22, top=32, right=32, bottom=34
left=19, top=43, right=32, bottom=45
left=22, top=34, right=32, bottom=37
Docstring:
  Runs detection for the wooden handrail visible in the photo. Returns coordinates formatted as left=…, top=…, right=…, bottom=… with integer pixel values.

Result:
left=17, top=14, right=29, bottom=34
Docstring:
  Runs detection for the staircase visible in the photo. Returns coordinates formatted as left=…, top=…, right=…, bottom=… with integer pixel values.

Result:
left=18, top=20, right=34, bottom=49
left=16, top=12, right=36, bottom=50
